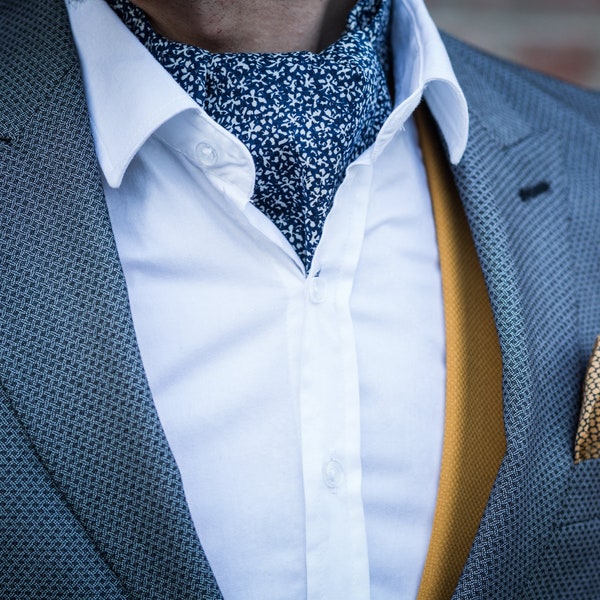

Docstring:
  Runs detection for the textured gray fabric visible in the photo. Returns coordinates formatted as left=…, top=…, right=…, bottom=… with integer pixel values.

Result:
left=0, top=0, right=599, bottom=598
left=0, top=0, right=222, bottom=598
left=444, top=37, right=600, bottom=598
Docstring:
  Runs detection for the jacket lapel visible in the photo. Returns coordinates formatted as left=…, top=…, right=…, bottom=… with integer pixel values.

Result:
left=444, top=37, right=581, bottom=597
left=0, top=0, right=221, bottom=597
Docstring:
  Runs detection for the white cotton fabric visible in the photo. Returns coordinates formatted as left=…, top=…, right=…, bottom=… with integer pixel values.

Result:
left=66, top=0, right=468, bottom=598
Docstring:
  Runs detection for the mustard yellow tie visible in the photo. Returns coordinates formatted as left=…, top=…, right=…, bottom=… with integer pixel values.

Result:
left=415, top=106, right=506, bottom=599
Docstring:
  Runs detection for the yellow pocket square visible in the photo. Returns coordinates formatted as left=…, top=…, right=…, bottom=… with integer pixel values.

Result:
left=574, top=336, right=600, bottom=464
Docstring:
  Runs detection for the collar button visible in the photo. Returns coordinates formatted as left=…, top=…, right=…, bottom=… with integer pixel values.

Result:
left=195, top=142, right=218, bottom=166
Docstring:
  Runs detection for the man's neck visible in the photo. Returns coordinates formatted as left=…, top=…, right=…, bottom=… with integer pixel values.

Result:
left=129, top=0, right=358, bottom=53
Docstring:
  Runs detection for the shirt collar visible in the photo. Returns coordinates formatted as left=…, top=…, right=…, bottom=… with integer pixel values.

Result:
left=66, top=0, right=202, bottom=188
left=383, top=0, right=468, bottom=164
left=66, top=0, right=468, bottom=188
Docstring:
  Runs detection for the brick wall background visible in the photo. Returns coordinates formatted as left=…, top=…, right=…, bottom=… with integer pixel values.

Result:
left=425, top=0, right=600, bottom=89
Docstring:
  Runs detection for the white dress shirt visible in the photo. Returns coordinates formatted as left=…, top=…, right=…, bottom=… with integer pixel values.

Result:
left=66, top=0, right=468, bottom=598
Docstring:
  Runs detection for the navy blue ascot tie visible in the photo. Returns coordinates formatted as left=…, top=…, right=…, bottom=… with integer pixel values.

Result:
left=107, top=0, right=393, bottom=271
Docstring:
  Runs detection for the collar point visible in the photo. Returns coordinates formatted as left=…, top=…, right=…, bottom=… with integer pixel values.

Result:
left=448, top=139, right=467, bottom=165
left=103, top=165, right=127, bottom=189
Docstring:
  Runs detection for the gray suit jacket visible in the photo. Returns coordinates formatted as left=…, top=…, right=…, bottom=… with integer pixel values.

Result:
left=1, top=0, right=600, bottom=597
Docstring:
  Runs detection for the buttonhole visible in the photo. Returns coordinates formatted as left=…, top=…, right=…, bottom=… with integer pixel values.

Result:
left=519, top=181, right=550, bottom=202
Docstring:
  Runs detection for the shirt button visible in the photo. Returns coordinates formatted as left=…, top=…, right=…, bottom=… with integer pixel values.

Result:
left=322, top=459, right=345, bottom=489
left=195, top=142, right=218, bottom=166
left=308, top=276, right=325, bottom=304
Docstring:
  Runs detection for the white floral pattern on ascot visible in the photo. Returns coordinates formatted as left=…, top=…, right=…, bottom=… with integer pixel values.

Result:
left=107, top=0, right=393, bottom=272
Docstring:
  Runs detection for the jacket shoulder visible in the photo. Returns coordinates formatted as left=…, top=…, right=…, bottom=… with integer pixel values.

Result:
left=0, top=0, right=80, bottom=130
left=442, top=33, right=600, bottom=133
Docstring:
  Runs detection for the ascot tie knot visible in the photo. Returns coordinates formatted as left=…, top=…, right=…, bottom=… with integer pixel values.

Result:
left=107, top=0, right=393, bottom=271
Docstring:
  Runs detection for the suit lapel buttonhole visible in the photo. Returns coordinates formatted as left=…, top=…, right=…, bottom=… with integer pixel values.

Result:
left=519, top=181, right=551, bottom=202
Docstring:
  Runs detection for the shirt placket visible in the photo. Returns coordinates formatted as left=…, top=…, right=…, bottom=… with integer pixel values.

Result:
left=297, top=159, right=374, bottom=599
